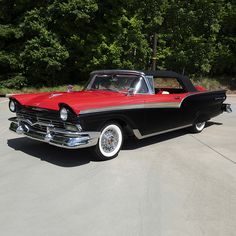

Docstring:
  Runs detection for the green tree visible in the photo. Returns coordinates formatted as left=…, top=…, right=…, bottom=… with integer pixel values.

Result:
left=0, top=0, right=235, bottom=89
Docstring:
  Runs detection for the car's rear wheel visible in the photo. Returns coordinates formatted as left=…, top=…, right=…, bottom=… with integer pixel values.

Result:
left=190, top=122, right=206, bottom=133
left=94, top=123, right=123, bottom=161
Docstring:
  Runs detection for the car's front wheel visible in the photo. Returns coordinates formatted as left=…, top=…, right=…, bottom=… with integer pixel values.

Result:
left=190, top=122, right=206, bottom=133
left=94, top=123, right=123, bottom=161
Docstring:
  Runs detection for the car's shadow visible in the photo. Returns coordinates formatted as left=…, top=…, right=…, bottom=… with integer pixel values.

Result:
left=7, top=137, right=94, bottom=167
left=123, top=121, right=222, bottom=150
left=205, top=121, right=222, bottom=127
left=7, top=121, right=222, bottom=167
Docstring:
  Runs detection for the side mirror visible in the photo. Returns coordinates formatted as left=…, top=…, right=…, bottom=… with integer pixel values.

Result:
left=67, top=85, right=73, bottom=92
left=127, top=88, right=135, bottom=96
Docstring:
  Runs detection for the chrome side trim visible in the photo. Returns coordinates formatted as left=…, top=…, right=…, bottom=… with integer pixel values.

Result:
left=80, top=104, right=143, bottom=114
left=133, top=124, right=192, bottom=139
left=145, top=102, right=180, bottom=109
left=80, top=102, right=180, bottom=114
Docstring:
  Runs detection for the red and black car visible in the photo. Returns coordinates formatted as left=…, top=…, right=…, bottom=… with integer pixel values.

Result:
left=8, top=70, right=232, bottom=160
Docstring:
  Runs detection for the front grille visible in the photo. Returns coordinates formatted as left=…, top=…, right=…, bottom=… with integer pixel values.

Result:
left=17, top=109, right=65, bottom=132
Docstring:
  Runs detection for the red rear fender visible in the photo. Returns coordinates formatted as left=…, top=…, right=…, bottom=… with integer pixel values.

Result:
left=195, top=85, right=207, bottom=91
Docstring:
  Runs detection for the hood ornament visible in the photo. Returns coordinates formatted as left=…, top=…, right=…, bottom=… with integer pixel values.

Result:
left=67, top=85, right=73, bottom=92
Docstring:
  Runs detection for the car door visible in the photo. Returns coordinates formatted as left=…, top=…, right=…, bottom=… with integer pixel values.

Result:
left=141, top=76, right=189, bottom=136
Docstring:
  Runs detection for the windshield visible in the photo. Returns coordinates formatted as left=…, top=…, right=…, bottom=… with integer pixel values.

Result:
left=85, top=74, right=149, bottom=94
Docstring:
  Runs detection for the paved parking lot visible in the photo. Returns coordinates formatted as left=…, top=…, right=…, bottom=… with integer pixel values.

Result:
left=0, top=96, right=236, bottom=236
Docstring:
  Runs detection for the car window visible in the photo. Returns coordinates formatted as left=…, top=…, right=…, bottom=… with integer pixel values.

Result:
left=135, top=78, right=149, bottom=94
left=145, top=76, right=155, bottom=94
left=90, top=75, right=136, bottom=90
left=86, top=75, right=149, bottom=93
left=154, top=77, right=182, bottom=88
left=153, top=77, right=185, bottom=94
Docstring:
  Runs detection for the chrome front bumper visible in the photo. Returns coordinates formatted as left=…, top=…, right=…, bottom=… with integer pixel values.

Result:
left=9, top=117, right=100, bottom=149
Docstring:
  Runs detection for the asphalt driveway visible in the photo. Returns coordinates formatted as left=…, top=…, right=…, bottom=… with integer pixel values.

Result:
left=0, top=96, right=236, bottom=236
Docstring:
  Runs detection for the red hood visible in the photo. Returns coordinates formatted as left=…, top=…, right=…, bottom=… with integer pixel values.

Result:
left=11, top=90, right=142, bottom=114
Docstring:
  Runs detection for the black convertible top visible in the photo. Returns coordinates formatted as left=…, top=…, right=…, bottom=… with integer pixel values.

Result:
left=90, top=69, right=197, bottom=92
left=144, top=71, right=197, bottom=92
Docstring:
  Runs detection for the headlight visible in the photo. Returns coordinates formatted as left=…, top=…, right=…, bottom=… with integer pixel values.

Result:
left=9, top=100, right=16, bottom=112
left=60, top=107, right=68, bottom=121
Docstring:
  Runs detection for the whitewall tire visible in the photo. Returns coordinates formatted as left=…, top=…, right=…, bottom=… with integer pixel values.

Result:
left=95, top=123, right=123, bottom=160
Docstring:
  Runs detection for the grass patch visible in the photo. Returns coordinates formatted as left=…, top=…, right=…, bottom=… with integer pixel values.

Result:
left=0, top=84, right=84, bottom=95
left=192, top=77, right=223, bottom=90
left=191, top=76, right=236, bottom=93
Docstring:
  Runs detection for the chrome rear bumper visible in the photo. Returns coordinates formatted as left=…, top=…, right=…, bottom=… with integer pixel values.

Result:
left=9, top=117, right=100, bottom=149
left=222, top=103, right=232, bottom=113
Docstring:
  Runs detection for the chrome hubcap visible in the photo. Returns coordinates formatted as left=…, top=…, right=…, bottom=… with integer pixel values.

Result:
left=196, top=122, right=205, bottom=130
left=101, top=129, right=119, bottom=153
left=196, top=122, right=203, bottom=128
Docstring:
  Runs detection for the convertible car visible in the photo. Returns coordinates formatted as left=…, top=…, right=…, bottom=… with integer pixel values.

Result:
left=8, top=70, right=232, bottom=160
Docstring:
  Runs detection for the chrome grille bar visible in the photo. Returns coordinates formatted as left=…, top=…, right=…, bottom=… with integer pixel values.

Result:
left=17, top=112, right=65, bottom=131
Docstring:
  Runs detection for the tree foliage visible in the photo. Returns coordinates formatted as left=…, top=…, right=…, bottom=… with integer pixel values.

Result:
left=0, top=0, right=235, bottom=88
